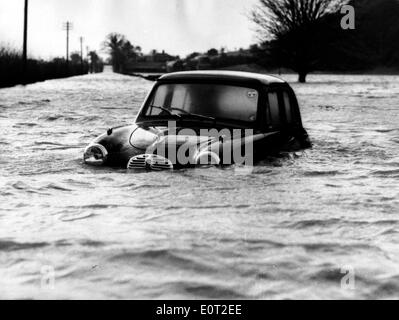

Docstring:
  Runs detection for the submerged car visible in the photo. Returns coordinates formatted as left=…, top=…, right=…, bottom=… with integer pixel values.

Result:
left=84, top=71, right=311, bottom=170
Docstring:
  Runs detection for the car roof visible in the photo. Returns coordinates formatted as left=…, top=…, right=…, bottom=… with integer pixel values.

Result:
left=158, top=70, right=286, bottom=85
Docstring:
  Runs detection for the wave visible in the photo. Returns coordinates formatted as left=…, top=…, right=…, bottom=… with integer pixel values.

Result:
left=13, top=122, right=38, bottom=128
left=39, top=183, right=73, bottom=192
left=59, top=212, right=97, bottom=222
left=0, top=240, right=49, bottom=252
left=302, top=170, right=343, bottom=176
left=179, top=282, right=245, bottom=299
left=371, top=169, right=399, bottom=177
left=368, top=280, right=399, bottom=299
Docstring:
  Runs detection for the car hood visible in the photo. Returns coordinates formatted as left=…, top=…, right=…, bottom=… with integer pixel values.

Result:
left=93, top=124, right=219, bottom=153
left=90, top=123, right=285, bottom=167
left=130, top=125, right=217, bottom=152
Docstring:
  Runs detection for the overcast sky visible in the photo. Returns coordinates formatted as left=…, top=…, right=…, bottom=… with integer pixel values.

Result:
left=0, top=0, right=259, bottom=59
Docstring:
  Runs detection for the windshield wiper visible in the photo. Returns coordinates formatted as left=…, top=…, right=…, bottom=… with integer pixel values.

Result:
left=180, top=112, right=217, bottom=122
left=150, top=105, right=181, bottom=118
left=149, top=106, right=216, bottom=122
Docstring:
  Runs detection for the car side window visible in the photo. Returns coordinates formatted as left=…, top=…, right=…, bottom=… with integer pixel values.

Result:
left=283, top=91, right=292, bottom=123
left=268, top=92, right=281, bottom=126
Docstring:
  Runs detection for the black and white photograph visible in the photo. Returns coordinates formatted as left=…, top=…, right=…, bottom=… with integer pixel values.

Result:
left=0, top=0, right=398, bottom=303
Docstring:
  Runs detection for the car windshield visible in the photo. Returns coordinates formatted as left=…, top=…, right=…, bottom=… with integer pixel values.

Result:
left=145, top=83, right=259, bottom=122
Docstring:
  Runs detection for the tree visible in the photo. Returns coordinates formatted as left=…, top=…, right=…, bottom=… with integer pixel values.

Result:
left=70, top=52, right=82, bottom=65
left=207, top=48, right=219, bottom=56
left=121, top=41, right=142, bottom=62
left=102, top=33, right=126, bottom=72
left=88, top=51, right=104, bottom=73
left=251, top=0, right=346, bottom=82
left=102, top=33, right=141, bottom=73
left=348, top=0, right=399, bottom=69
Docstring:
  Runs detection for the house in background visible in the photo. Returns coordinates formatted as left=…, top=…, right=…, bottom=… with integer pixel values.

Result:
left=184, top=55, right=212, bottom=70
left=126, top=50, right=178, bottom=73
left=126, top=47, right=259, bottom=75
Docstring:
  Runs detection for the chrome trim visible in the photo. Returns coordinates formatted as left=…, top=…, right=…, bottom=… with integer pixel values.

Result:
left=127, top=154, right=151, bottom=170
left=148, top=155, right=174, bottom=171
left=127, top=154, right=173, bottom=171
left=83, top=144, right=108, bottom=166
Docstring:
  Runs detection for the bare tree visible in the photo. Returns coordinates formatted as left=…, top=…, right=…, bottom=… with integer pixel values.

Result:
left=251, top=0, right=346, bottom=82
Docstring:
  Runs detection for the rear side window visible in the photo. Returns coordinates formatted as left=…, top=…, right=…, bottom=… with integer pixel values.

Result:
left=267, top=89, right=299, bottom=127
left=268, top=92, right=281, bottom=125
left=283, top=92, right=292, bottom=123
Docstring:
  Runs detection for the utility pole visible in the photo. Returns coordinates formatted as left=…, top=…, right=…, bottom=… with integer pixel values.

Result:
left=62, top=21, right=73, bottom=69
left=86, top=46, right=91, bottom=73
left=80, top=36, right=84, bottom=72
left=22, top=0, right=29, bottom=79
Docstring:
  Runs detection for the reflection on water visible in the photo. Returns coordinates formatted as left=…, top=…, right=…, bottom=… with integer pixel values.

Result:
left=0, top=71, right=398, bottom=299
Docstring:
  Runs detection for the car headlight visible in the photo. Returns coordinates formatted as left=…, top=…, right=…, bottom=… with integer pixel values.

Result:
left=195, top=151, right=221, bottom=166
left=83, top=144, right=108, bottom=166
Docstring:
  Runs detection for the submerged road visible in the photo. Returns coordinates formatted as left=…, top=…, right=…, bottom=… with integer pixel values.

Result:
left=0, top=71, right=399, bottom=299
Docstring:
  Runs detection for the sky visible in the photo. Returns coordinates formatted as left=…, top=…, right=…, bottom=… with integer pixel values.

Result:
left=0, top=0, right=259, bottom=59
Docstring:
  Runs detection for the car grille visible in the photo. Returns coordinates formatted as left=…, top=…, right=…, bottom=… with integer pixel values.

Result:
left=127, top=154, right=149, bottom=170
left=127, top=154, right=173, bottom=171
left=148, top=156, right=174, bottom=171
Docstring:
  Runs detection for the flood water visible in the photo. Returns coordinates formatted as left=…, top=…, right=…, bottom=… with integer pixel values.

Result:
left=0, top=70, right=398, bottom=299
